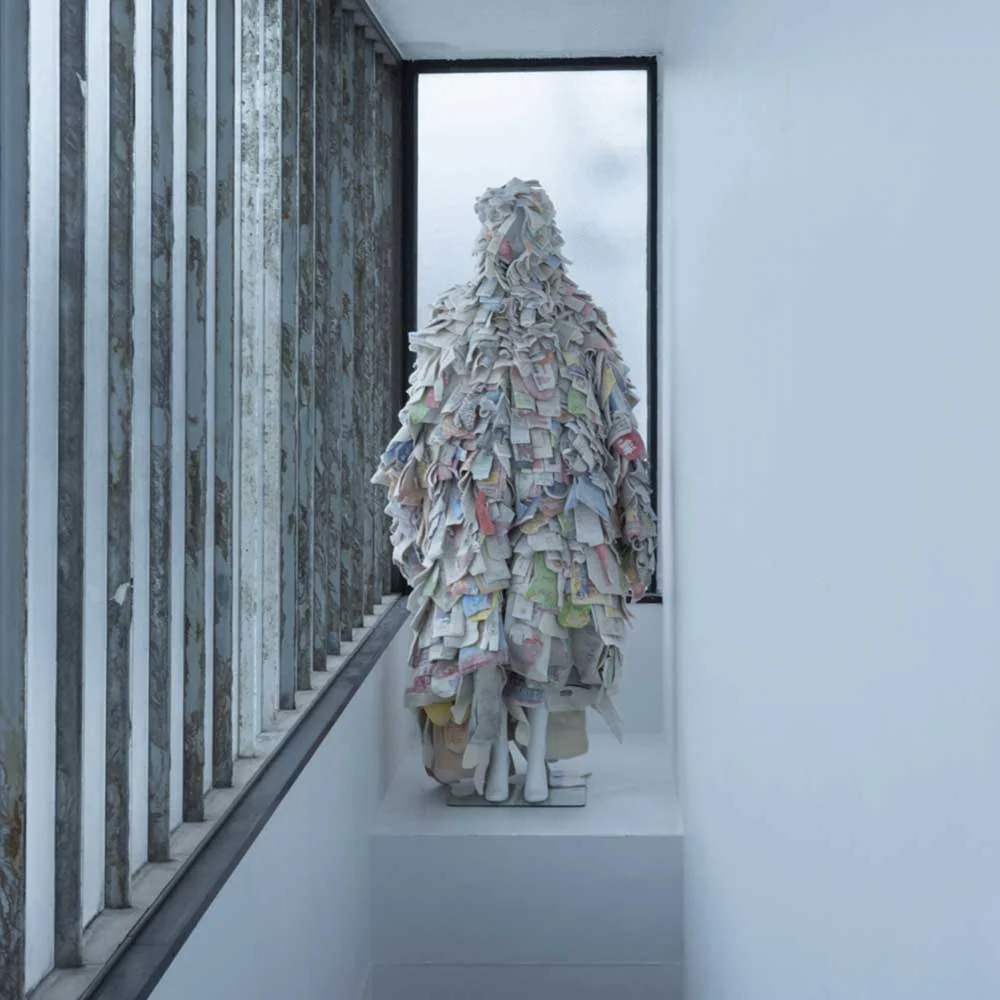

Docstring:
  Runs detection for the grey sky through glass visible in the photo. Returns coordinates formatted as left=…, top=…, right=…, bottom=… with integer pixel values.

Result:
left=416, top=69, right=649, bottom=443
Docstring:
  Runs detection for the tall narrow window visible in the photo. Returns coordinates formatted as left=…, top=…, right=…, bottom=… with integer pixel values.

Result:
left=413, top=63, right=658, bottom=582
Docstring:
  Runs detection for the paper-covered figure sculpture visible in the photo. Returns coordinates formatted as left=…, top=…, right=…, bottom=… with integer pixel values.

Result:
left=372, top=178, right=656, bottom=803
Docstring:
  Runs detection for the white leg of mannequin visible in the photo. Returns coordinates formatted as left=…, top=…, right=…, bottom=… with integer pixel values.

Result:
left=485, top=702, right=510, bottom=802
left=523, top=704, right=550, bottom=803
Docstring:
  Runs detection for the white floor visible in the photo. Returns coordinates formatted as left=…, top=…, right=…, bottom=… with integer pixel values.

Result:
left=369, top=733, right=684, bottom=1000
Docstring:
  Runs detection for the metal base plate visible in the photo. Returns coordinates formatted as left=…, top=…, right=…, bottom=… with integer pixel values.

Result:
left=446, top=774, right=587, bottom=808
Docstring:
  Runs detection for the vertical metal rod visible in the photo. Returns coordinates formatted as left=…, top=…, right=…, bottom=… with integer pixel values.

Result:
left=361, top=35, right=377, bottom=615
left=0, top=1, right=30, bottom=991
left=311, top=0, right=331, bottom=673
left=348, top=26, right=366, bottom=629
left=645, top=62, right=660, bottom=594
left=368, top=51, right=383, bottom=603
left=388, top=64, right=407, bottom=597
left=260, top=0, right=282, bottom=727
left=369, top=40, right=385, bottom=607
left=213, top=0, right=237, bottom=787
left=295, top=0, right=316, bottom=689
left=373, top=57, right=390, bottom=601
left=399, top=61, right=417, bottom=398
left=148, top=0, right=175, bottom=860
left=321, top=3, right=343, bottom=656
left=106, top=0, right=137, bottom=909
left=377, top=59, right=394, bottom=594
left=237, top=0, right=263, bottom=755
left=55, top=0, right=87, bottom=968
left=278, top=0, right=300, bottom=707
left=183, top=0, right=209, bottom=823
left=387, top=64, right=401, bottom=593
left=339, top=14, right=361, bottom=638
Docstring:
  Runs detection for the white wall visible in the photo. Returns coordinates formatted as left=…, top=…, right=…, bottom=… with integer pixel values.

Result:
left=664, top=0, right=1000, bottom=996
left=374, top=0, right=1000, bottom=988
left=148, top=621, right=415, bottom=1000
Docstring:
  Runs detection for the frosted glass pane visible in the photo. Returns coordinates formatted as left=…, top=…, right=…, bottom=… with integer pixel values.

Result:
left=417, top=69, right=650, bottom=444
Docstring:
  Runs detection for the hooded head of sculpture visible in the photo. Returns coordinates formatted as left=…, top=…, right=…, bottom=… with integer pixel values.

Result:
left=473, top=178, right=567, bottom=287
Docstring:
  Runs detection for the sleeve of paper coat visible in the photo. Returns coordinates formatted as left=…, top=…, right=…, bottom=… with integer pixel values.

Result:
left=371, top=338, right=434, bottom=587
left=594, top=347, right=657, bottom=596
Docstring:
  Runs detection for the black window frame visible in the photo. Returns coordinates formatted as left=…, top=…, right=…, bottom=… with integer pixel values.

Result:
left=400, top=55, right=662, bottom=601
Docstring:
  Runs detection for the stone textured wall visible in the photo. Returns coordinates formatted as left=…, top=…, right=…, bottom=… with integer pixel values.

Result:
left=0, top=2, right=402, bottom=995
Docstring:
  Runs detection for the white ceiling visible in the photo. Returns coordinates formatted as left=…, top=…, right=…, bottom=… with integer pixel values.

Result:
left=366, top=0, right=669, bottom=60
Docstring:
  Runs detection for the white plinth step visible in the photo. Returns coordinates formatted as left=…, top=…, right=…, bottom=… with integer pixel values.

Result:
left=370, top=734, right=683, bottom=1000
